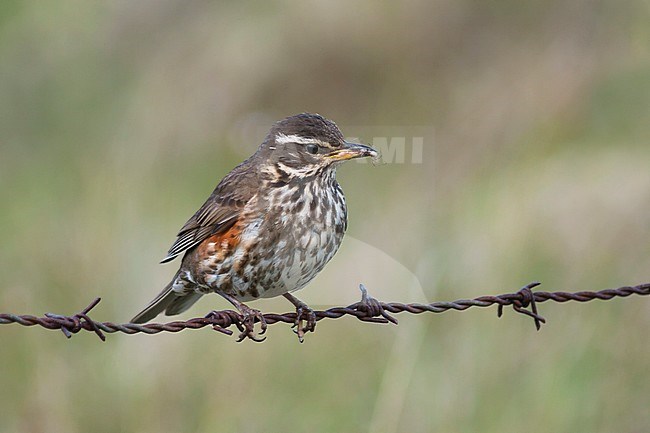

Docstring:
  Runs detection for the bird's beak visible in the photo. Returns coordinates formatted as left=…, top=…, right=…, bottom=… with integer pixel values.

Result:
left=326, top=141, right=379, bottom=162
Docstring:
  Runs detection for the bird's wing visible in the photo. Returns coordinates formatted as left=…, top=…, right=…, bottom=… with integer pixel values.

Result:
left=160, top=160, right=257, bottom=263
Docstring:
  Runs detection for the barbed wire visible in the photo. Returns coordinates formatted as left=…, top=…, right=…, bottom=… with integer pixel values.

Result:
left=1, top=282, right=648, bottom=342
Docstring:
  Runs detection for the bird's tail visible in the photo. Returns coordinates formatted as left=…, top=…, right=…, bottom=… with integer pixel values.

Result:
left=130, top=275, right=203, bottom=324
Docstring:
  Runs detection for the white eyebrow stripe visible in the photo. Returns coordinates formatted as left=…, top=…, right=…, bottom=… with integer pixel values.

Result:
left=275, top=133, right=328, bottom=146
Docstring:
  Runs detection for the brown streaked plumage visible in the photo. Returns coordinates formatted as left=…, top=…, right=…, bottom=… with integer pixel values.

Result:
left=130, top=113, right=378, bottom=341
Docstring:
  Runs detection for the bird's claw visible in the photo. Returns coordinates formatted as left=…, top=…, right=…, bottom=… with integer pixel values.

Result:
left=292, top=305, right=317, bottom=343
left=356, top=284, right=398, bottom=325
left=234, top=305, right=267, bottom=342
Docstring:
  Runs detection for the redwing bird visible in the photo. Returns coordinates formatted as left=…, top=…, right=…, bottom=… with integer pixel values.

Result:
left=130, top=113, right=378, bottom=340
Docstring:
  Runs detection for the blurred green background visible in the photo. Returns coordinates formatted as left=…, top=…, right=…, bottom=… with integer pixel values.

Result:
left=1, top=1, right=649, bottom=432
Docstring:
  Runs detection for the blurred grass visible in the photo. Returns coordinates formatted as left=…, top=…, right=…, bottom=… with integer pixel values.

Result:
left=0, top=1, right=649, bottom=432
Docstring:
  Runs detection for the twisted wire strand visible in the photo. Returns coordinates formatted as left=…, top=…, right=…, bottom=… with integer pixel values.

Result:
left=1, top=282, right=648, bottom=341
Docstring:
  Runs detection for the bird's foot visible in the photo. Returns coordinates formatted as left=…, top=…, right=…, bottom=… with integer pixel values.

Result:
left=355, top=284, right=398, bottom=325
left=292, top=304, right=317, bottom=343
left=233, top=304, right=268, bottom=343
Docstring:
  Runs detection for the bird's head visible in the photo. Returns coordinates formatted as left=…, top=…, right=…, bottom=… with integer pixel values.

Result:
left=258, top=113, right=378, bottom=181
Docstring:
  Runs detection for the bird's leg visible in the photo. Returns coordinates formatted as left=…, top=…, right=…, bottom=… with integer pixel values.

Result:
left=283, top=293, right=317, bottom=343
left=209, top=293, right=267, bottom=342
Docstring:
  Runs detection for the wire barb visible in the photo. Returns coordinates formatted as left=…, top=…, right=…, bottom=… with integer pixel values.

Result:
left=44, top=297, right=106, bottom=341
left=1, top=282, right=648, bottom=342
left=497, top=282, right=545, bottom=330
left=355, top=284, right=399, bottom=325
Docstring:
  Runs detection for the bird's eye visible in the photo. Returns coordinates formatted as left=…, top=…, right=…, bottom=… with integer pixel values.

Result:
left=305, top=144, right=319, bottom=155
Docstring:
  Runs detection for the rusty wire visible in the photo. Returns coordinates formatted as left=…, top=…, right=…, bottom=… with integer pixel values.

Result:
left=0, top=282, right=648, bottom=342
